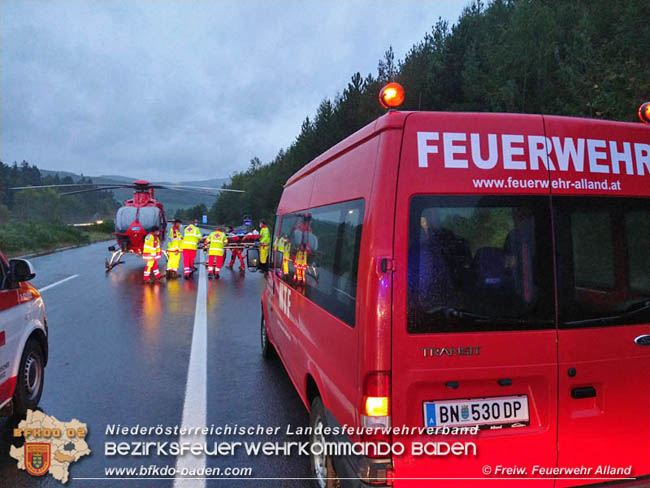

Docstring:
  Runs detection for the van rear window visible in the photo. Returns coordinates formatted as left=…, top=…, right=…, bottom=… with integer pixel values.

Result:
left=555, top=197, right=650, bottom=328
left=407, top=195, right=555, bottom=333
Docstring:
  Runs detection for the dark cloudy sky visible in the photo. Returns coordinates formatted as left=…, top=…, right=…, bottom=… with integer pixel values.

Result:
left=2, top=1, right=468, bottom=182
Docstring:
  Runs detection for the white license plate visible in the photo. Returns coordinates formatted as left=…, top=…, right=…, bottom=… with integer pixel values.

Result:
left=423, top=395, right=529, bottom=429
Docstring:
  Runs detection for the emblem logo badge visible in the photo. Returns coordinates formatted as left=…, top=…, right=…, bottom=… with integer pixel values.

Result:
left=461, top=404, right=470, bottom=420
left=25, top=443, right=51, bottom=476
left=634, top=335, right=650, bottom=346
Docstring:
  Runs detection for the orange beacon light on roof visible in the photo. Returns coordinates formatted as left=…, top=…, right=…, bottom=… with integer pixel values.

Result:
left=639, top=102, right=650, bottom=124
left=379, top=82, right=405, bottom=109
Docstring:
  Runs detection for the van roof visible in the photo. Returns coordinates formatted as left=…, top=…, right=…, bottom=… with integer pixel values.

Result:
left=285, top=111, right=410, bottom=187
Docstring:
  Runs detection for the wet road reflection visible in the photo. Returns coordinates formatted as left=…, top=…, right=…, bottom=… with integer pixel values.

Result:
left=0, top=242, right=311, bottom=487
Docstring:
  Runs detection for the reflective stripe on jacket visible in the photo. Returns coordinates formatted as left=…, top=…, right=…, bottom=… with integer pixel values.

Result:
left=143, top=233, right=162, bottom=260
left=181, top=225, right=202, bottom=250
left=206, top=230, right=227, bottom=256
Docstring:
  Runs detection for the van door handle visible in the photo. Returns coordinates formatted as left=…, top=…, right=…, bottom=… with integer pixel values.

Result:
left=571, top=386, right=596, bottom=399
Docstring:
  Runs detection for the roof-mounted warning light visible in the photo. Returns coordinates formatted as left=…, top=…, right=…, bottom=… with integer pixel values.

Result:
left=639, top=102, right=650, bottom=124
left=379, top=82, right=405, bottom=109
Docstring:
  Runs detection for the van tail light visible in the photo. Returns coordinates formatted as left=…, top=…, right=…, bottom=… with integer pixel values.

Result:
left=361, top=372, right=392, bottom=459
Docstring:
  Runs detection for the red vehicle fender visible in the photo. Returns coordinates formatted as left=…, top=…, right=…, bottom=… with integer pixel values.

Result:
left=303, top=359, right=332, bottom=414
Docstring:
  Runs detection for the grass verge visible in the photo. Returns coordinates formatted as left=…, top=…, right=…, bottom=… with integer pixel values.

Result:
left=0, top=221, right=115, bottom=258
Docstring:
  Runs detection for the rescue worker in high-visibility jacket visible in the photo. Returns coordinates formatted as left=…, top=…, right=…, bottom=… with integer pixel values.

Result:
left=294, top=244, right=308, bottom=284
left=206, top=227, right=228, bottom=279
left=225, top=226, right=245, bottom=271
left=181, top=219, right=202, bottom=278
left=166, top=219, right=183, bottom=278
left=259, top=220, right=271, bottom=273
left=143, top=229, right=162, bottom=282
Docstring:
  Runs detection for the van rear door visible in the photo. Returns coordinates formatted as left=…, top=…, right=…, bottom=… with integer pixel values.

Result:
left=391, top=113, right=557, bottom=486
left=545, top=116, right=650, bottom=485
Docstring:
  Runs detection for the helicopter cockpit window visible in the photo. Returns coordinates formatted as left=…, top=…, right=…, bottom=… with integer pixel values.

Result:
left=115, top=207, right=138, bottom=232
left=138, top=207, right=161, bottom=232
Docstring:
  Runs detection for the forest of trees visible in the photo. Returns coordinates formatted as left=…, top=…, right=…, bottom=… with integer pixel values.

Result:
left=173, top=204, right=209, bottom=223
left=210, top=0, right=650, bottom=225
left=0, top=160, right=119, bottom=224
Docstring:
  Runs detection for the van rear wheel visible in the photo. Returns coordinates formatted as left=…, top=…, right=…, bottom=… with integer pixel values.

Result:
left=309, top=397, right=340, bottom=488
left=13, top=339, right=45, bottom=416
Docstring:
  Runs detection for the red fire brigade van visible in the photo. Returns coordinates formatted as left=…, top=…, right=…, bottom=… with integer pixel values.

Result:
left=0, top=249, right=48, bottom=417
left=258, top=98, right=650, bottom=487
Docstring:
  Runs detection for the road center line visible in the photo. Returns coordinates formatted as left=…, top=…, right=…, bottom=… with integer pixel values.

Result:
left=174, top=251, right=208, bottom=488
left=39, top=274, right=79, bottom=292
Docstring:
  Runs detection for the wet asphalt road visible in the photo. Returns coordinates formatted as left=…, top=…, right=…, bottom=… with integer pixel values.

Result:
left=0, top=241, right=312, bottom=487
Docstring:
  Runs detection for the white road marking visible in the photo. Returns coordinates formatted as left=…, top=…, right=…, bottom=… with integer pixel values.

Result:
left=39, top=274, right=79, bottom=292
left=174, top=251, right=208, bottom=488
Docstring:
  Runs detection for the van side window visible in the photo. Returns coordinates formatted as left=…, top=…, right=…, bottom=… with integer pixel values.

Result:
left=276, top=213, right=300, bottom=278
left=278, top=199, right=365, bottom=326
left=407, top=195, right=555, bottom=333
left=271, top=214, right=281, bottom=269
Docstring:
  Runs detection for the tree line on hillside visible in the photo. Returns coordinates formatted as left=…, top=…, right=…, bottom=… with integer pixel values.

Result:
left=0, top=161, right=119, bottom=224
left=173, top=204, right=209, bottom=223
left=210, top=0, right=650, bottom=225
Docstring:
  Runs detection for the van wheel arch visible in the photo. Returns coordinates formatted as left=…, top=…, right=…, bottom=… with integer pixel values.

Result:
left=12, top=339, right=45, bottom=416
left=306, top=375, right=320, bottom=411
left=27, top=329, right=48, bottom=367
left=260, top=312, right=276, bottom=359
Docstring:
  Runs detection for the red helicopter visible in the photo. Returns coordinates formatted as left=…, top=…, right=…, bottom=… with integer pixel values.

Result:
left=10, top=180, right=243, bottom=271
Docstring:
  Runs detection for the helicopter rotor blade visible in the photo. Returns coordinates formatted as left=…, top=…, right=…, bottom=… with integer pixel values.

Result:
left=10, top=182, right=244, bottom=194
left=10, top=183, right=130, bottom=190
left=59, top=186, right=127, bottom=196
left=157, top=184, right=245, bottom=193
left=152, top=187, right=225, bottom=196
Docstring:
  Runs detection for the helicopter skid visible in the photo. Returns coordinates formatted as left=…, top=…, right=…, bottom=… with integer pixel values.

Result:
left=105, top=249, right=125, bottom=272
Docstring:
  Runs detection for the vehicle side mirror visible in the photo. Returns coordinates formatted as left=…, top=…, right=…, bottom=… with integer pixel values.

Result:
left=247, top=248, right=260, bottom=270
left=10, top=259, right=36, bottom=283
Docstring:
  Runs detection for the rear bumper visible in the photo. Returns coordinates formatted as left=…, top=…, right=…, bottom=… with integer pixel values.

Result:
left=324, top=410, right=392, bottom=488
left=332, top=452, right=391, bottom=488
left=571, top=476, right=650, bottom=487
left=321, top=411, right=649, bottom=488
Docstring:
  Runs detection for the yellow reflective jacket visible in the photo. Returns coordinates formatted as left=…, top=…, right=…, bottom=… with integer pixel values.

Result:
left=260, top=225, right=271, bottom=245
left=206, top=230, right=227, bottom=256
left=143, top=233, right=161, bottom=260
left=282, top=241, right=291, bottom=263
left=167, top=227, right=182, bottom=252
left=181, top=224, right=202, bottom=250
left=276, top=236, right=285, bottom=253
left=295, top=249, right=308, bottom=266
